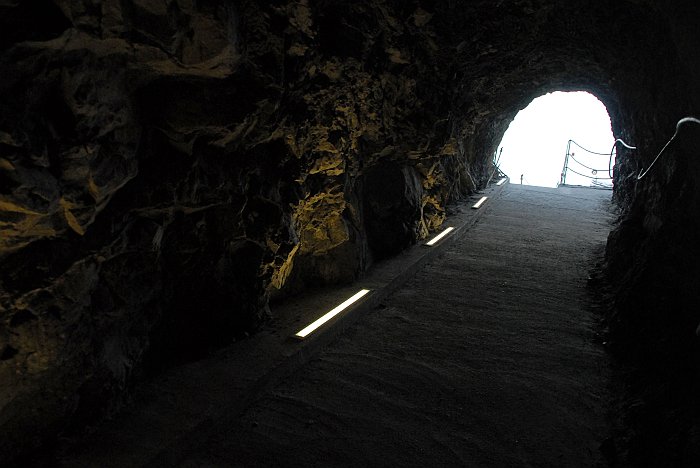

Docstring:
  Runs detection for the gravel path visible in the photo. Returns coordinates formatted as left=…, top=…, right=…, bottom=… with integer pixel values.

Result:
left=175, top=184, right=615, bottom=467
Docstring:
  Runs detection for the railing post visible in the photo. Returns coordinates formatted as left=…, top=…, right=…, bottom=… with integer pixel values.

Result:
left=561, top=139, right=572, bottom=186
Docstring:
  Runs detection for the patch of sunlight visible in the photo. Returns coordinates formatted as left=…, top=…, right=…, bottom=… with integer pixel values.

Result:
left=497, top=91, right=614, bottom=188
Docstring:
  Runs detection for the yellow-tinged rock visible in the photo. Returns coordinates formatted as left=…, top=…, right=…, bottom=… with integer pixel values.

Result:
left=293, top=191, right=349, bottom=255
left=287, top=43, right=308, bottom=56
left=320, top=61, right=342, bottom=81
left=271, top=243, right=299, bottom=289
left=413, top=8, right=433, bottom=27
left=266, top=237, right=280, bottom=253
left=440, top=139, right=458, bottom=155
left=0, top=199, right=43, bottom=215
left=386, top=48, right=410, bottom=64
left=309, top=154, right=345, bottom=176
left=59, top=199, right=86, bottom=236
left=87, top=175, right=100, bottom=201
left=0, top=158, right=14, bottom=171
left=316, top=140, right=339, bottom=154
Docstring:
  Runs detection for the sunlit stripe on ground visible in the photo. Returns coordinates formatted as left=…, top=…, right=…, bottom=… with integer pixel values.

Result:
left=295, top=289, right=371, bottom=339
left=425, top=227, right=454, bottom=246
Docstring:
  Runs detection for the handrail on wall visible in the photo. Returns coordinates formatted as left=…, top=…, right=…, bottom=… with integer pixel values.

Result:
left=609, top=139, right=637, bottom=179
left=637, top=117, right=700, bottom=180
left=561, top=117, right=700, bottom=186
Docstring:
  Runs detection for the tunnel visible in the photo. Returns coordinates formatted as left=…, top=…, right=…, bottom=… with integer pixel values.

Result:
left=495, top=90, right=616, bottom=188
left=1, top=0, right=699, bottom=465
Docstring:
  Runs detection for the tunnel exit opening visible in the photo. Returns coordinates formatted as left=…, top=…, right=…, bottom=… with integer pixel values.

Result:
left=496, top=91, right=615, bottom=188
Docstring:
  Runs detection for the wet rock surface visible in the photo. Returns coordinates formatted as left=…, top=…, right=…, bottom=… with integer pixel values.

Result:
left=0, top=0, right=699, bottom=463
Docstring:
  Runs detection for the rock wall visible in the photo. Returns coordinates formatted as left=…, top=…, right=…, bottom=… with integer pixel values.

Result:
left=0, top=0, right=698, bottom=462
left=0, top=0, right=481, bottom=458
left=602, top=2, right=700, bottom=463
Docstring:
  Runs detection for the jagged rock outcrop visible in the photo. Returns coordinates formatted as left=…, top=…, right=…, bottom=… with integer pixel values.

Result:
left=0, top=0, right=699, bottom=463
left=0, top=1, right=479, bottom=459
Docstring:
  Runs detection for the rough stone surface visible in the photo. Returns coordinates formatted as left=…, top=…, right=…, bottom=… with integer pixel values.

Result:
left=0, top=0, right=699, bottom=462
left=363, top=161, right=423, bottom=259
left=604, top=121, right=700, bottom=465
left=600, top=5, right=700, bottom=463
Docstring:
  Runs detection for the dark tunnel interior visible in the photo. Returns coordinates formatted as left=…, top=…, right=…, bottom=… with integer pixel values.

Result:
left=1, top=0, right=699, bottom=465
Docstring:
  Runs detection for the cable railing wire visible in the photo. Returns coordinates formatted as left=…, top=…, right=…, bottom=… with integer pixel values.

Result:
left=566, top=166, right=612, bottom=180
left=561, top=139, right=615, bottom=185
left=569, top=139, right=611, bottom=156
left=569, top=153, right=610, bottom=174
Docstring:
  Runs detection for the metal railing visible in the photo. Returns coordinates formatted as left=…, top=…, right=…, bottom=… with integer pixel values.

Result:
left=609, top=139, right=637, bottom=178
left=560, top=139, right=617, bottom=187
left=637, top=117, right=700, bottom=180
left=487, top=147, right=505, bottom=185
left=505, top=117, right=699, bottom=189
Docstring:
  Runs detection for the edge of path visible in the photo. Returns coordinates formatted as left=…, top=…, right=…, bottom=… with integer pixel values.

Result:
left=59, top=179, right=510, bottom=468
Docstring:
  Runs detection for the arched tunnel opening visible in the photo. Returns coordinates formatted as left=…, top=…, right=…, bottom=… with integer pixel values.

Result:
left=1, top=1, right=700, bottom=466
left=496, top=91, right=615, bottom=188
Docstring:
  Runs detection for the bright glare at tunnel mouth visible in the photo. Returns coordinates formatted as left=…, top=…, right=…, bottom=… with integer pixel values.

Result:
left=497, top=91, right=615, bottom=188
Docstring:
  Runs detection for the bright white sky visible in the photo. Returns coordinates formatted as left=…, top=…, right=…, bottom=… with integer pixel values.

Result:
left=497, top=91, right=615, bottom=188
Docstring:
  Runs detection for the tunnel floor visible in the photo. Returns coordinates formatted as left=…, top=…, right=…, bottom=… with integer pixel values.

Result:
left=59, top=184, right=616, bottom=467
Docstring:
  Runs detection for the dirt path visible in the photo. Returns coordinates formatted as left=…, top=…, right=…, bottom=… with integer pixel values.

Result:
left=168, top=184, right=615, bottom=467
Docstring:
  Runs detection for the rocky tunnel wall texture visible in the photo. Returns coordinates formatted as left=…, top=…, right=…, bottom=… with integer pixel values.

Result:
left=0, top=0, right=699, bottom=462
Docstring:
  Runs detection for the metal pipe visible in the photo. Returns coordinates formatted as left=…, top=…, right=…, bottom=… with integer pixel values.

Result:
left=609, top=139, right=637, bottom=179
left=561, top=140, right=572, bottom=185
left=637, top=117, right=700, bottom=180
